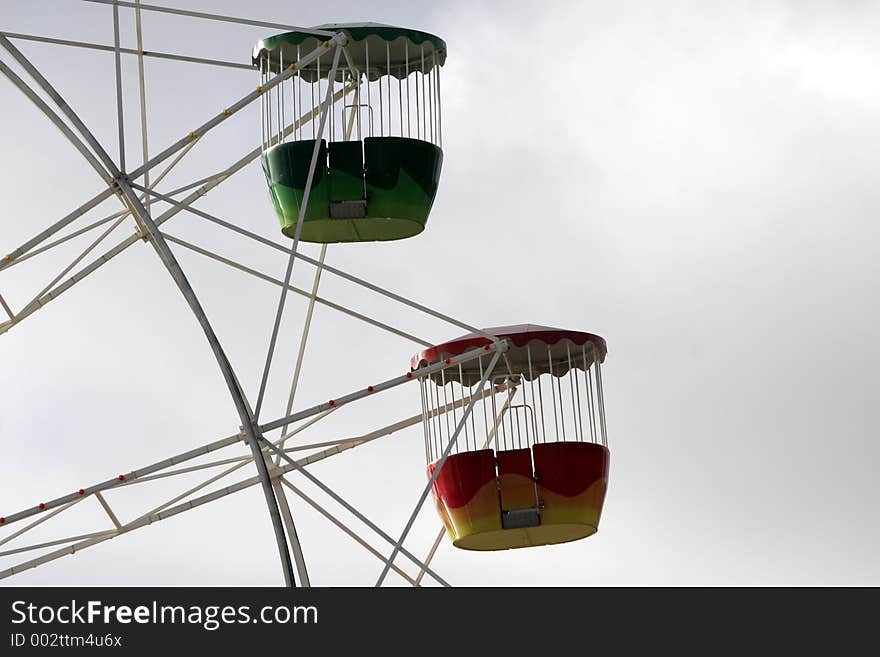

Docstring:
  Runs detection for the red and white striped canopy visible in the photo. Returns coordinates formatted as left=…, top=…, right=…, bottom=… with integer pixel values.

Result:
left=411, top=324, right=607, bottom=385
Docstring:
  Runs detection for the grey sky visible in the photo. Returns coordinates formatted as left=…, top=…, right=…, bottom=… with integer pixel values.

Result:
left=1, top=0, right=878, bottom=585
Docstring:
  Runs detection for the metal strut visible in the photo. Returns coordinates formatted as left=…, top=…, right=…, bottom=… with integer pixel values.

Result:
left=0, top=33, right=309, bottom=587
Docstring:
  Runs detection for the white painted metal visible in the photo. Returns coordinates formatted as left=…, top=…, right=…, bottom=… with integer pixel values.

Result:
left=260, top=438, right=451, bottom=586
left=0, top=531, right=116, bottom=559
left=112, top=2, right=125, bottom=170
left=1, top=31, right=254, bottom=70
left=160, top=232, right=431, bottom=346
left=82, top=0, right=336, bottom=36
left=253, top=44, right=342, bottom=421
left=278, top=243, right=328, bottom=451
left=0, top=292, right=12, bottom=319
left=134, top=0, right=150, bottom=210
left=0, top=500, right=86, bottom=548
left=375, top=349, right=502, bottom=586
left=0, top=93, right=323, bottom=334
left=259, top=341, right=508, bottom=435
left=132, top=185, right=498, bottom=344
left=0, top=187, right=115, bottom=270
left=94, top=492, right=123, bottom=530
left=0, top=57, right=110, bottom=182
left=0, top=378, right=509, bottom=579
left=279, top=478, right=419, bottom=586
left=414, top=528, right=445, bottom=586
left=272, top=480, right=311, bottom=587
left=127, top=35, right=345, bottom=182
left=0, top=7, right=523, bottom=588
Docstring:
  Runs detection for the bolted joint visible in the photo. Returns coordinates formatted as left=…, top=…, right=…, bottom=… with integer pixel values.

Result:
left=490, top=338, right=511, bottom=355
left=266, top=462, right=284, bottom=479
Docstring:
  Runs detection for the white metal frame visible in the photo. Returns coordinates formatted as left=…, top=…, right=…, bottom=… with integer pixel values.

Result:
left=0, top=2, right=511, bottom=587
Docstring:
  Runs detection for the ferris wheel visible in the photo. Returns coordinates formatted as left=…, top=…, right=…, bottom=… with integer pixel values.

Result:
left=0, top=3, right=612, bottom=587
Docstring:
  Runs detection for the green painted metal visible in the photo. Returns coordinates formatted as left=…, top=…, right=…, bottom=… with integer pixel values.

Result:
left=253, top=22, right=446, bottom=79
left=261, top=136, right=443, bottom=243
left=328, top=141, right=364, bottom=202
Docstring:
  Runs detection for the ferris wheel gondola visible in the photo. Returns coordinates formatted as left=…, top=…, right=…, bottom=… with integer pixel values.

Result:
left=413, top=325, right=611, bottom=551
left=254, top=23, right=446, bottom=243
left=0, top=6, right=613, bottom=586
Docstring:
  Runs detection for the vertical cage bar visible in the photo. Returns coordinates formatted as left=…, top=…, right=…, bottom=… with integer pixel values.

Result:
left=586, top=360, right=597, bottom=444
left=296, top=46, right=302, bottom=140
left=547, top=347, right=560, bottom=442
left=582, top=345, right=596, bottom=442
left=596, top=359, right=608, bottom=446
left=458, top=363, right=470, bottom=451
left=436, top=62, right=442, bottom=147
left=419, top=380, right=430, bottom=463
left=480, top=358, right=491, bottom=446
left=405, top=42, right=411, bottom=137
left=432, top=380, right=443, bottom=459
left=278, top=50, right=283, bottom=146
left=420, top=45, right=426, bottom=142
left=528, top=346, right=545, bottom=443
left=567, top=344, right=583, bottom=441
left=316, top=55, right=321, bottom=140
left=365, top=41, right=372, bottom=137
left=386, top=43, right=392, bottom=136
left=259, top=64, right=263, bottom=150
left=440, top=367, right=452, bottom=453
left=449, top=369, right=460, bottom=453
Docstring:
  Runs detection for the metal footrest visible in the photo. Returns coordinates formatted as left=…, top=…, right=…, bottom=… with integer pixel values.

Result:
left=329, top=200, right=367, bottom=219
left=502, top=507, right=541, bottom=530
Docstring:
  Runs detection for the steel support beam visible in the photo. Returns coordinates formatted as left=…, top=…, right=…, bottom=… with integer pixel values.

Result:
left=375, top=349, right=502, bottom=586
left=1, top=31, right=254, bottom=71
left=81, top=0, right=336, bottom=36
left=0, top=32, right=298, bottom=587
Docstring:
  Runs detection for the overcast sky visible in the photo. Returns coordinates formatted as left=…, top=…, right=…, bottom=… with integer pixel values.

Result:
left=1, top=0, right=878, bottom=586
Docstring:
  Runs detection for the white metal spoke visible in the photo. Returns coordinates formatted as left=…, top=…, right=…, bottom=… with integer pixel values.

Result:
left=0, top=57, right=111, bottom=182
left=1, top=31, right=254, bottom=71
left=119, top=455, right=252, bottom=485
left=275, top=242, right=328, bottom=466
left=0, top=499, right=85, bottom=548
left=4, top=76, right=357, bottom=328
left=0, top=101, right=287, bottom=335
left=414, top=528, right=446, bottom=586
left=82, top=0, right=337, bottom=36
left=125, top=36, right=344, bottom=182
left=375, top=349, right=502, bottom=586
left=0, top=292, right=13, bottom=320
left=0, top=188, right=114, bottom=270
left=17, top=213, right=129, bottom=318
left=0, top=379, right=498, bottom=581
left=112, top=1, right=125, bottom=170
left=0, top=433, right=242, bottom=527
left=3, top=138, right=201, bottom=332
left=134, top=0, right=150, bottom=209
left=0, top=410, right=430, bottom=580
left=253, top=44, right=342, bottom=422
left=94, top=492, right=122, bottom=530
left=0, top=531, right=116, bottom=559
left=133, top=189, right=499, bottom=343
left=279, top=478, right=419, bottom=586
left=7, top=212, right=124, bottom=270
left=259, top=341, right=508, bottom=434
left=260, top=439, right=451, bottom=587
left=0, top=7, right=517, bottom=589
left=272, top=480, right=310, bottom=587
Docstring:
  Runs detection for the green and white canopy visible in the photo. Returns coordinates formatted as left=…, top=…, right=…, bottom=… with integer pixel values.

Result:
left=253, top=22, right=447, bottom=81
